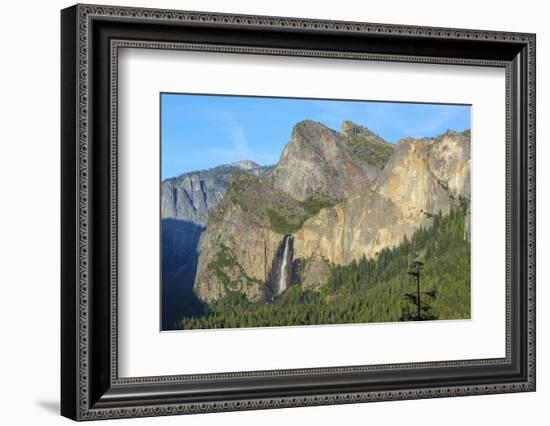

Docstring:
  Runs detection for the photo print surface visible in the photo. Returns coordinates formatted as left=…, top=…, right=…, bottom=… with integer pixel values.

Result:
left=160, top=93, right=471, bottom=331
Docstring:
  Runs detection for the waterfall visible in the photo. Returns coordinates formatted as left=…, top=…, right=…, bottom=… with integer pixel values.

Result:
left=264, top=234, right=294, bottom=303
left=277, top=235, right=291, bottom=296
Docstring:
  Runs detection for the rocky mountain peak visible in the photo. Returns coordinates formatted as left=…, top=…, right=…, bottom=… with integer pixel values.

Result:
left=293, top=119, right=339, bottom=136
left=230, top=160, right=262, bottom=170
left=270, top=120, right=378, bottom=201
left=340, top=121, right=395, bottom=169
left=341, top=120, right=374, bottom=138
left=290, top=120, right=343, bottom=151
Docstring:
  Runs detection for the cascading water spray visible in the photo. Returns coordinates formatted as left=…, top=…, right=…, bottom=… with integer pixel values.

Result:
left=264, top=234, right=294, bottom=303
left=277, top=235, right=291, bottom=296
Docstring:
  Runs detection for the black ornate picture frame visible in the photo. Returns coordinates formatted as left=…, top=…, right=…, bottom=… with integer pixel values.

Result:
left=61, top=4, right=536, bottom=421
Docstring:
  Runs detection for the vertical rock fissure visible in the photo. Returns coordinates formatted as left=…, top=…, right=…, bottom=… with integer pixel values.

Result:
left=171, top=186, right=178, bottom=215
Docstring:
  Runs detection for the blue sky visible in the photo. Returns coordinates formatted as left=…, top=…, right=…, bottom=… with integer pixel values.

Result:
left=161, top=93, right=470, bottom=179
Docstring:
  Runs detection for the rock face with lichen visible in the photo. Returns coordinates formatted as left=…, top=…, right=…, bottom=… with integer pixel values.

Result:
left=270, top=120, right=385, bottom=201
left=293, top=131, right=470, bottom=265
left=191, top=121, right=470, bottom=303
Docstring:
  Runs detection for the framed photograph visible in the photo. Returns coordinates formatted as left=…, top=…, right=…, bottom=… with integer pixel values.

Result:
left=61, top=4, right=536, bottom=421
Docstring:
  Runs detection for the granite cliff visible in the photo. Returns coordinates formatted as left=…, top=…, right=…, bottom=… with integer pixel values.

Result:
left=269, top=120, right=390, bottom=201
left=293, top=130, right=471, bottom=266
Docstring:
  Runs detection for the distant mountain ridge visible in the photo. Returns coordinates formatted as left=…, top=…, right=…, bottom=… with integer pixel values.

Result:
left=161, top=160, right=270, bottom=225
